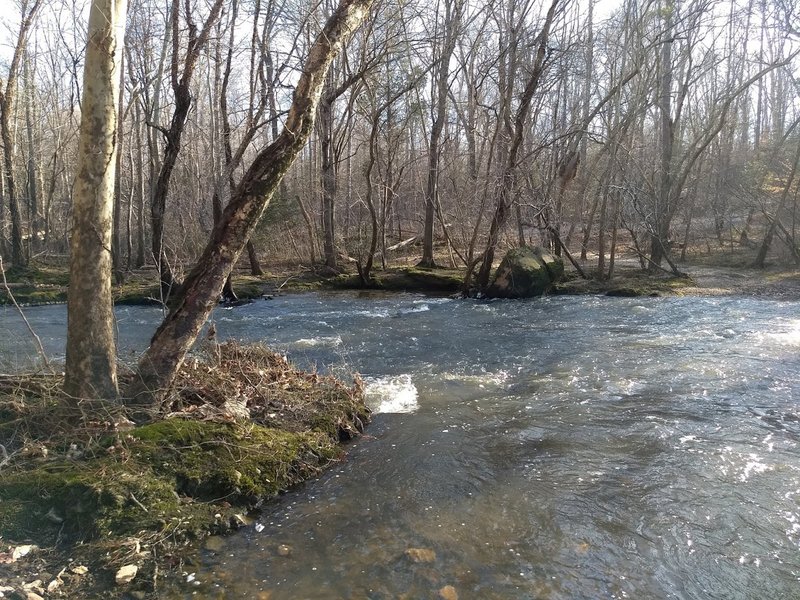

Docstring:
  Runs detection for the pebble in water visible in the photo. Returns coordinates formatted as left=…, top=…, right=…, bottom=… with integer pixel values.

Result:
left=439, top=585, right=458, bottom=600
left=405, top=548, right=436, bottom=563
left=204, top=536, right=225, bottom=553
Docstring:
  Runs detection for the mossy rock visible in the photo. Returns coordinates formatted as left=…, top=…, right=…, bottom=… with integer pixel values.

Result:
left=486, top=246, right=565, bottom=299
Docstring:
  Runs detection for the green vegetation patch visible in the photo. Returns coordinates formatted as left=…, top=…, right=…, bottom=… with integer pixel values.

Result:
left=0, top=262, right=69, bottom=305
left=324, top=266, right=464, bottom=293
left=555, top=267, right=695, bottom=297
left=112, top=279, right=162, bottom=305
left=0, top=285, right=66, bottom=305
left=5, top=262, right=70, bottom=287
left=0, top=342, right=369, bottom=555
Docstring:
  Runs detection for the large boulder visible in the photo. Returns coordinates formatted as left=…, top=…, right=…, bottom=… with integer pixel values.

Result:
left=486, top=246, right=564, bottom=299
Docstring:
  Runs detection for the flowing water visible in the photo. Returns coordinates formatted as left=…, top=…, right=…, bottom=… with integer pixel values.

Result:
left=2, top=293, right=800, bottom=599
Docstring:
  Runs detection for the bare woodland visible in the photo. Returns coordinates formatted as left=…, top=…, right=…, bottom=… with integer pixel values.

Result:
left=1, top=0, right=800, bottom=400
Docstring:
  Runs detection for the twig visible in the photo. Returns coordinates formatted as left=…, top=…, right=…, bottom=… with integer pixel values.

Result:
left=129, top=492, right=149, bottom=513
left=0, top=256, right=54, bottom=373
left=276, top=275, right=296, bottom=291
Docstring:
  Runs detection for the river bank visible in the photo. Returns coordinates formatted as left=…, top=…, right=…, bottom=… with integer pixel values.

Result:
left=3, top=252, right=800, bottom=308
left=0, top=342, right=369, bottom=599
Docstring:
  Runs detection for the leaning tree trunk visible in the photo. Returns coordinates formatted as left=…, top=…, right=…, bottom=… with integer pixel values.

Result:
left=754, top=138, right=800, bottom=268
left=125, top=0, right=373, bottom=409
left=64, top=0, right=127, bottom=401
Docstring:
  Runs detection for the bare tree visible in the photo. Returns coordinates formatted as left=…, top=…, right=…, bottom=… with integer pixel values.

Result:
left=418, top=0, right=463, bottom=268
left=0, top=0, right=43, bottom=267
left=150, top=0, right=224, bottom=298
left=475, top=0, right=562, bottom=291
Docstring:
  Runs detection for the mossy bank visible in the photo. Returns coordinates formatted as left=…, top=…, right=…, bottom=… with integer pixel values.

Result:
left=0, top=342, right=369, bottom=598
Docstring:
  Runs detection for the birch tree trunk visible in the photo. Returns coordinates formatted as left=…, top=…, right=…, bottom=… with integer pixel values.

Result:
left=64, top=0, right=127, bottom=401
left=125, top=0, right=373, bottom=410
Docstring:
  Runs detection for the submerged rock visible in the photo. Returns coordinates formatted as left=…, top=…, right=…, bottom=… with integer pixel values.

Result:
left=405, top=548, right=436, bottom=563
left=439, top=585, right=459, bottom=600
left=203, top=536, right=225, bottom=553
left=486, top=246, right=565, bottom=298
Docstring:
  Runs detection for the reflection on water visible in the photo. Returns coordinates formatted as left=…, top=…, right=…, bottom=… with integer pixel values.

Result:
left=2, top=294, right=800, bottom=599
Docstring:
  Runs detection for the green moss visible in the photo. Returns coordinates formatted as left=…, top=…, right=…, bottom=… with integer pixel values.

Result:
left=129, top=420, right=337, bottom=500
left=0, top=458, right=184, bottom=543
left=554, top=269, right=694, bottom=297
left=0, top=420, right=339, bottom=547
left=112, top=281, right=162, bottom=305
left=0, top=285, right=67, bottom=305
left=323, top=267, right=464, bottom=293
left=229, top=275, right=267, bottom=299
left=6, top=263, right=70, bottom=286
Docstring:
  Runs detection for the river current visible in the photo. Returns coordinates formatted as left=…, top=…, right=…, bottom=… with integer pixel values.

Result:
left=2, top=293, right=799, bottom=599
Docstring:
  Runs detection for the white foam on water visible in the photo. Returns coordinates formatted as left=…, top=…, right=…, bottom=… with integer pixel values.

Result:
left=740, top=456, right=771, bottom=482
left=293, top=335, right=343, bottom=348
left=757, top=320, right=800, bottom=347
left=442, top=370, right=511, bottom=387
left=354, top=309, right=390, bottom=319
left=364, top=374, right=419, bottom=414
left=398, top=304, right=430, bottom=315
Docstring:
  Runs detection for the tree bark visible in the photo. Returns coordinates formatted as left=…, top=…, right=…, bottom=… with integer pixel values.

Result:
left=319, top=74, right=338, bottom=269
left=649, top=0, right=674, bottom=270
left=419, top=0, right=462, bottom=268
left=64, top=0, right=127, bottom=401
left=23, top=50, right=40, bottom=253
left=125, top=0, right=374, bottom=409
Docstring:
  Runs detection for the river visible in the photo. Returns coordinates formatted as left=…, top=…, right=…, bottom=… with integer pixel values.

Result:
left=2, top=293, right=799, bottom=599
